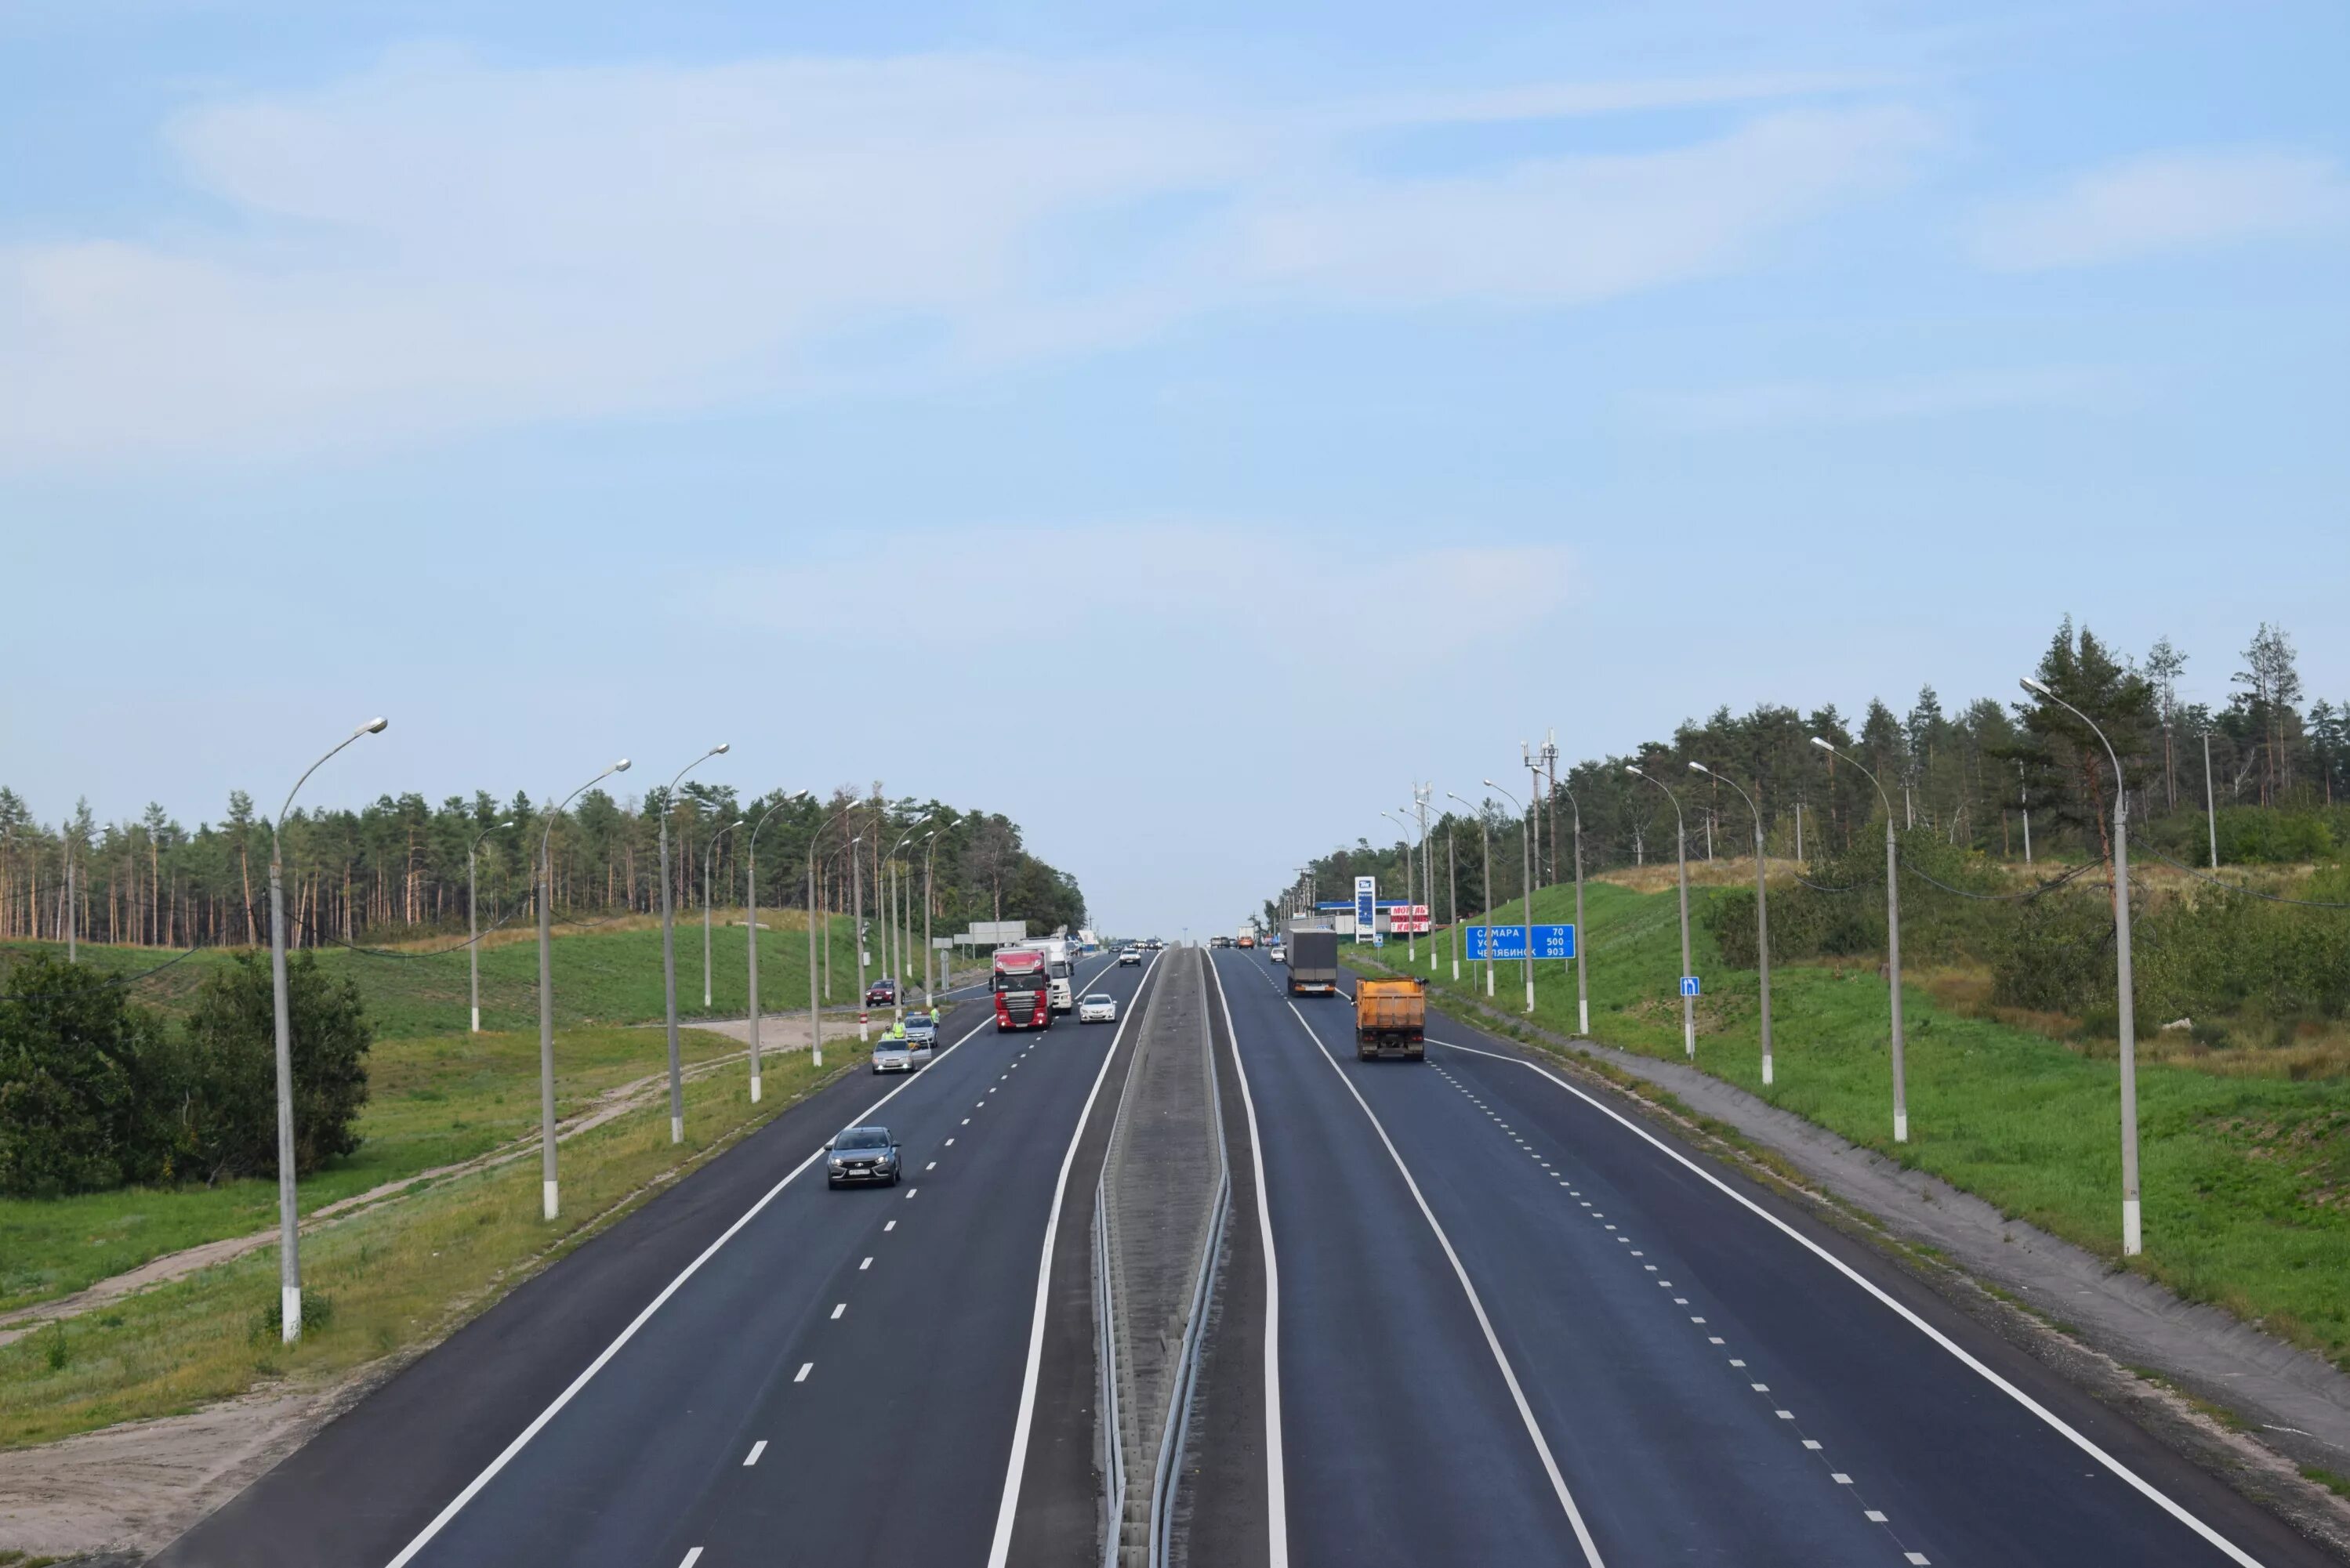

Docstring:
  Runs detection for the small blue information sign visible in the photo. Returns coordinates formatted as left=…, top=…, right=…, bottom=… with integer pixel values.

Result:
left=1681, top=976, right=1702, bottom=997
left=1354, top=875, right=1380, bottom=947
left=1467, top=924, right=1576, bottom=961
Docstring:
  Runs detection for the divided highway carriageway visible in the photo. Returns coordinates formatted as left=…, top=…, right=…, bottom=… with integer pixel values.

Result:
left=153, top=943, right=2334, bottom=1566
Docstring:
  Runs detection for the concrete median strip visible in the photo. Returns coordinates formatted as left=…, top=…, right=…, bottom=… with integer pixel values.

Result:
left=1096, top=948, right=1228, bottom=1567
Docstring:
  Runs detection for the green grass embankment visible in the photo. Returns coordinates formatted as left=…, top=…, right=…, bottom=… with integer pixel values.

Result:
left=1358, top=877, right=2350, bottom=1367
left=0, top=907, right=883, bottom=1040
left=0, top=1028, right=843, bottom=1448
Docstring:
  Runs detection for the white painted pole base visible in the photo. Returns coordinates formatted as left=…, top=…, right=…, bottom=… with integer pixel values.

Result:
left=1894, top=1111, right=1909, bottom=1143
left=813, top=1048, right=823, bottom=1068
left=749, top=1074, right=762, bottom=1104
left=281, top=1285, right=302, bottom=1344
left=1578, top=999, right=1590, bottom=1037
left=1485, top=971, right=1494, bottom=998
left=470, top=1005, right=480, bottom=1034
left=671, top=1116, right=684, bottom=1144
left=2123, top=1198, right=2142, bottom=1256
left=543, top=1179, right=559, bottom=1220
left=1452, top=961, right=1460, bottom=981
left=1684, top=1023, right=1695, bottom=1059
left=1762, top=1056, right=1774, bottom=1086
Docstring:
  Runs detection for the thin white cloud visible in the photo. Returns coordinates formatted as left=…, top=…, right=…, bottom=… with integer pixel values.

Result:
left=719, top=523, right=1576, bottom=657
left=1971, top=148, right=2350, bottom=271
left=0, top=49, right=1936, bottom=466
left=1637, top=365, right=2127, bottom=432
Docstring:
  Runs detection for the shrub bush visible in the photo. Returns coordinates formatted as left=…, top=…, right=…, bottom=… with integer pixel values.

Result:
left=0, top=957, right=183, bottom=1197
left=180, top=951, right=372, bottom=1182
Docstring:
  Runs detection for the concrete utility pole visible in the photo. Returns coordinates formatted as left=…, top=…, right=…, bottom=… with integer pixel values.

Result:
left=539, top=760, right=629, bottom=1220
left=1543, top=730, right=1561, bottom=892
left=2023, top=677, right=2144, bottom=1256
left=1811, top=738, right=1907, bottom=1143
left=1560, top=780, right=1590, bottom=1036
left=1446, top=821, right=1460, bottom=981
left=745, top=790, right=811, bottom=1104
left=1448, top=791, right=1493, bottom=998
left=2203, top=731, right=2219, bottom=869
left=466, top=818, right=511, bottom=1033
left=886, top=818, right=933, bottom=1022
left=2018, top=762, right=2033, bottom=866
left=267, top=716, right=388, bottom=1343
left=1482, top=778, right=1536, bottom=1014
left=703, top=818, right=745, bottom=1010
left=658, top=744, right=730, bottom=1143
left=1693, top=762, right=1771, bottom=1085
left=1419, top=783, right=1434, bottom=977
left=1625, top=768, right=1695, bottom=1059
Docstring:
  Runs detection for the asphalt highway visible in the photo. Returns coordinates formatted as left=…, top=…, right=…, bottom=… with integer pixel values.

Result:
left=149, top=936, right=2337, bottom=1568
left=1199, top=945, right=2330, bottom=1568
left=156, top=951, right=1157, bottom=1568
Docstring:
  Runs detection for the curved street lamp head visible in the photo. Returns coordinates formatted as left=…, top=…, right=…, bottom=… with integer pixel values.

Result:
left=1688, top=761, right=1710, bottom=775
left=614, top=759, right=633, bottom=773
left=1623, top=767, right=1644, bottom=780
left=712, top=742, right=731, bottom=755
left=1808, top=737, right=1833, bottom=752
left=790, top=788, right=812, bottom=802
left=361, top=717, right=389, bottom=735
left=2019, top=675, right=2049, bottom=697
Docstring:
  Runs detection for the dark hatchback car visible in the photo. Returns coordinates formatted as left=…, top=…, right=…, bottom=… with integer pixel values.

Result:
left=827, top=1126, right=901, bottom=1189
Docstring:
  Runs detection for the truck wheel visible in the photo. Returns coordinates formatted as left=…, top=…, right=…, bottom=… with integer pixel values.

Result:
left=1408, top=1047, right=1426, bottom=1061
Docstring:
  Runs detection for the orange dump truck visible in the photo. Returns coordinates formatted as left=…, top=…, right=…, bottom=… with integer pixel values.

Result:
left=1353, top=977, right=1427, bottom=1060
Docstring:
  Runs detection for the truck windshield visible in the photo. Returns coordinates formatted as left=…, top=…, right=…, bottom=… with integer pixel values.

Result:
left=994, top=971, right=1039, bottom=990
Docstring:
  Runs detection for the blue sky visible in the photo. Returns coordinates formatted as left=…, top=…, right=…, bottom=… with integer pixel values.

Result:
left=2, top=0, right=2345, bottom=938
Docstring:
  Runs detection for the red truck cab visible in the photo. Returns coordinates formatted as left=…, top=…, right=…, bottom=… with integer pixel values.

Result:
left=992, top=949, right=1052, bottom=1032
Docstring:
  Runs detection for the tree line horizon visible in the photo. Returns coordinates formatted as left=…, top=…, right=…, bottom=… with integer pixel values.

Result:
left=0, top=780, right=1088, bottom=956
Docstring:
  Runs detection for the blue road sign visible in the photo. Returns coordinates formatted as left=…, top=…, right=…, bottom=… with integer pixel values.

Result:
left=1467, top=924, right=1576, bottom=961
left=1354, top=876, right=1377, bottom=943
left=1681, top=976, right=1702, bottom=997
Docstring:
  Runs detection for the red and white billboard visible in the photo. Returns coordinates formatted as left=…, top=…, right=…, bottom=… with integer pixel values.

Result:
left=1387, top=904, right=1432, bottom=934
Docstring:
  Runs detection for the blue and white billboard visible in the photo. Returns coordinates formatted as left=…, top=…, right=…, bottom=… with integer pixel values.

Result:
left=1354, top=876, right=1378, bottom=944
left=1466, top=923, right=1576, bottom=961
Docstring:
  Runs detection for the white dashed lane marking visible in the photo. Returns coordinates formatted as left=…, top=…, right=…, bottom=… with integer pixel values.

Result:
left=1433, top=1055, right=1932, bottom=1564
left=743, top=1440, right=766, bottom=1466
left=794, top=1363, right=812, bottom=1383
left=860, top=1257, right=872, bottom=1270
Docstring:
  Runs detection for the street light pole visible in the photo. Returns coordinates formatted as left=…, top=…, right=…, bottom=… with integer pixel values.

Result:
left=850, top=835, right=867, bottom=1042
left=659, top=744, right=730, bottom=1143
left=1811, top=737, right=1906, bottom=1142
left=1558, top=782, right=1590, bottom=1036
left=1482, top=778, right=1536, bottom=1014
left=1447, top=791, right=1493, bottom=998
left=2022, top=676, right=2144, bottom=1256
left=466, top=818, right=511, bottom=1033
left=1692, top=762, right=1771, bottom=1085
left=267, top=715, right=388, bottom=1343
left=2202, top=731, right=2219, bottom=870
left=704, top=818, right=745, bottom=1010
left=1446, top=820, right=1460, bottom=982
left=923, top=831, right=938, bottom=1005
left=745, top=790, right=811, bottom=1104
left=539, top=760, right=630, bottom=1221
left=1625, top=768, right=1695, bottom=1058
left=1380, top=809, right=1415, bottom=964
left=886, top=817, right=934, bottom=1022
left=806, top=802, right=859, bottom=1070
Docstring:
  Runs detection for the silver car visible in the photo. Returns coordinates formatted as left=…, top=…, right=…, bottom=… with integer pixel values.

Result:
left=827, top=1126, right=901, bottom=1188
left=872, top=1037, right=916, bottom=1075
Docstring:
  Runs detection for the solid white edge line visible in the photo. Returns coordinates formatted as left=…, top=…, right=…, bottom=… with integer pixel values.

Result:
left=1431, top=1037, right=2265, bottom=1568
left=1205, top=952, right=1290, bottom=1568
left=984, top=950, right=1164, bottom=1568
left=381, top=998, right=1010, bottom=1568
left=1280, top=1000, right=1605, bottom=1567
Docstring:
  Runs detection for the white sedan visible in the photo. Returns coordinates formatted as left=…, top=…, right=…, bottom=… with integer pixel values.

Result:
left=1078, top=992, right=1119, bottom=1024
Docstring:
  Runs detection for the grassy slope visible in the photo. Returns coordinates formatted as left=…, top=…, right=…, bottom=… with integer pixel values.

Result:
left=0, top=1023, right=760, bottom=1313
left=1359, top=877, right=2350, bottom=1366
left=0, top=1041, right=842, bottom=1448
left=0, top=907, right=887, bottom=1040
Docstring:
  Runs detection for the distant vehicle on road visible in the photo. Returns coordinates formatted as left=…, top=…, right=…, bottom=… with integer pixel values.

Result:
left=1118, top=947, right=1142, bottom=965
left=1267, top=941, right=1287, bottom=965
left=1209, top=935, right=1231, bottom=949
left=1236, top=933, right=1256, bottom=949
left=992, top=948, right=1053, bottom=1032
left=871, top=1034, right=916, bottom=1075
left=865, top=977, right=897, bottom=1006
left=1078, top=992, right=1119, bottom=1023
left=1004, top=938, right=1076, bottom=1014
left=1354, top=976, right=1427, bottom=1060
left=901, top=1010, right=938, bottom=1046
left=1285, top=921, right=1340, bottom=997
left=826, top=1126, right=901, bottom=1187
